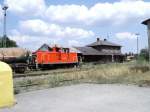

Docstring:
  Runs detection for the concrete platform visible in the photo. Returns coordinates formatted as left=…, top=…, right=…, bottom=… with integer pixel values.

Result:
left=1, top=84, right=150, bottom=112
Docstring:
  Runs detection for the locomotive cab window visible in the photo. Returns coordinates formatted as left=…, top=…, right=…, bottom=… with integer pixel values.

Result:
left=66, top=48, right=70, bottom=53
left=56, top=47, right=61, bottom=52
left=48, top=47, right=53, bottom=51
left=63, top=48, right=69, bottom=53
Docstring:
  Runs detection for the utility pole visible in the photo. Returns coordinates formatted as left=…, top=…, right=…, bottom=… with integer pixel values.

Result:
left=135, top=33, right=140, bottom=58
left=2, top=5, right=8, bottom=48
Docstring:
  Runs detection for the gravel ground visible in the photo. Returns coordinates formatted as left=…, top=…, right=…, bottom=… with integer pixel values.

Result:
left=1, top=84, right=150, bottom=112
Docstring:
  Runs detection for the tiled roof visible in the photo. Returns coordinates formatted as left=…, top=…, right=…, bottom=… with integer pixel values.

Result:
left=75, top=47, right=123, bottom=56
left=86, top=40, right=121, bottom=47
left=75, top=47, right=101, bottom=55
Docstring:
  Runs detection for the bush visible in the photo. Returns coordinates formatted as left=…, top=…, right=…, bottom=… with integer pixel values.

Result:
left=139, top=48, right=149, bottom=61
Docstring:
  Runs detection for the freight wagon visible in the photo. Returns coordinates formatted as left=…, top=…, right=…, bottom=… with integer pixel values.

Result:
left=0, top=48, right=29, bottom=73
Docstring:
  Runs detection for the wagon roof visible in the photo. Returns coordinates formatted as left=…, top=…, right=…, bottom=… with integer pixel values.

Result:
left=0, top=47, right=29, bottom=58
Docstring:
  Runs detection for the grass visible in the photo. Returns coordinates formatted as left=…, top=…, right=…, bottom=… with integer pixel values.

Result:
left=82, top=62, right=150, bottom=85
left=14, top=62, right=150, bottom=94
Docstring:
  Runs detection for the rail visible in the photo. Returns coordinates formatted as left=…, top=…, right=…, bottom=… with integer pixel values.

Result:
left=13, top=68, right=89, bottom=78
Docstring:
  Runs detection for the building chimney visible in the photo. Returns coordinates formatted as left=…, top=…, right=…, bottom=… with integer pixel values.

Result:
left=97, top=38, right=100, bottom=42
left=104, top=39, right=107, bottom=41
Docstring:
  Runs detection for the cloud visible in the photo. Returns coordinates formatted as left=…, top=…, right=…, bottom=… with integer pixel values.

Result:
left=3, top=0, right=148, bottom=53
left=9, top=30, right=61, bottom=50
left=0, top=5, right=4, bottom=21
left=10, top=36, right=49, bottom=50
left=5, top=0, right=150, bottom=25
left=5, top=0, right=46, bottom=16
left=18, top=19, right=94, bottom=39
left=45, top=1, right=150, bottom=25
left=9, top=19, right=94, bottom=49
left=115, top=32, right=137, bottom=40
left=45, top=5, right=89, bottom=24
left=68, top=40, right=83, bottom=47
left=121, top=0, right=143, bottom=2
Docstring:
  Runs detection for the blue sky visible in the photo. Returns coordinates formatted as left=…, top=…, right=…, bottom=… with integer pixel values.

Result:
left=0, top=0, right=149, bottom=53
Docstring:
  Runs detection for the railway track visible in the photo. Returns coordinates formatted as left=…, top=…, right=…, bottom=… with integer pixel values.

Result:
left=13, top=68, right=90, bottom=78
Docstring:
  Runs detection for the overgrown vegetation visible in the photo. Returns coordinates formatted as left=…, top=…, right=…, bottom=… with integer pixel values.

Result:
left=138, top=48, right=149, bottom=62
left=14, top=62, right=150, bottom=94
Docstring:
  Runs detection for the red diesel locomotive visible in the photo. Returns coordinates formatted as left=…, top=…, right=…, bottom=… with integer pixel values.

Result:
left=29, top=44, right=79, bottom=69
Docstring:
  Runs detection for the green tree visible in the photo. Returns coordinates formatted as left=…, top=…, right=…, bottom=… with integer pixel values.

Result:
left=139, top=48, right=149, bottom=61
left=0, top=36, right=18, bottom=48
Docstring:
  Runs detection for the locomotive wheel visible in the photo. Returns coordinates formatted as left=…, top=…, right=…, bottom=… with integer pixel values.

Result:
left=15, top=67, right=26, bottom=73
